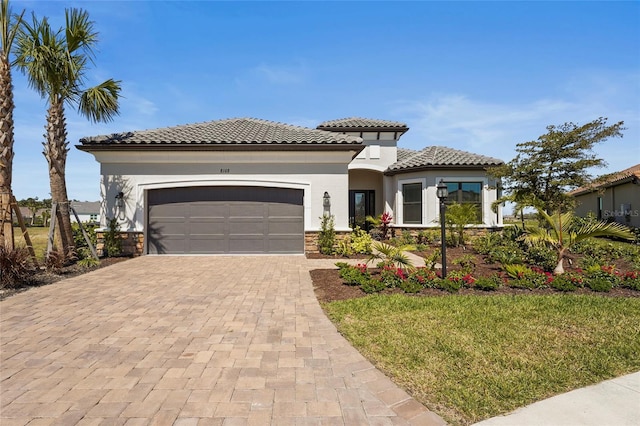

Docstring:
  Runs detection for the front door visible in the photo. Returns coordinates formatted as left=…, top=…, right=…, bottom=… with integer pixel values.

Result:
left=349, top=190, right=375, bottom=230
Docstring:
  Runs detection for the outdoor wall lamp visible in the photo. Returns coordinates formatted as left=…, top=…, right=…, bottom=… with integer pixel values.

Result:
left=436, top=179, right=448, bottom=279
left=115, top=191, right=125, bottom=209
left=323, top=191, right=331, bottom=208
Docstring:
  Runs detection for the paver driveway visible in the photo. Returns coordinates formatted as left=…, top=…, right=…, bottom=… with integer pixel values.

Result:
left=1, top=256, right=445, bottom=425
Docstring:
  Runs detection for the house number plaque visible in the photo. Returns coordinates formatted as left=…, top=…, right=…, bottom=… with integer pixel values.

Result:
left=220, top=168, right=230, bottom=174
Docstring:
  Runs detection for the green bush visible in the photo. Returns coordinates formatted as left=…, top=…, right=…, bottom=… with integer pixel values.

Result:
left=103, top=218, right=123, bottom=257
left=409, top=268, right=438, bottom=288
left=338, top=264, right=370, bottom=286
left=621, top=271, right=640, bottom=291
left=585, top=265, right=621, bottom=290
left=474, top=275, right=501, bottom=291
left=452, top=254, right=476, bottom=275
left=380, top=265, right=407, bottom=287
left=361, top=278, right=387, bottom=294
left=525, top=245, right=557, bottom=272
left=472, top=232, right=502, bottom=255
left=350, top=227, right=373, bottom=254
left=550, top=272, right=584, bottom=292
left=398, top=279, right=423, bottom=293
left=487, top=244, right=525, bottom=265
left=318, top=215, right=336, bottom=255
left=416, top=230, right=438, bottom=245
left=586, top=277, right=613, bottom=292
left=0, top=246, right=33, bottom=289
left=72, top=221, right=98, bottom=261
left=334, top=239, right=354, bottom=257
left=436, top=277, right=462, bottom=293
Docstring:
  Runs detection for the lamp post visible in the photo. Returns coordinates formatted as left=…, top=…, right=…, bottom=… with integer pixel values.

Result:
left=436, top=179, right=448, bottom=279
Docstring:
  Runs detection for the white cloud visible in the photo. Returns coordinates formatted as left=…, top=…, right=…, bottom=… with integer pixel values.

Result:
left=394, top=70, right=640, bottom=177
left=254, top=63, right=307, bottom=85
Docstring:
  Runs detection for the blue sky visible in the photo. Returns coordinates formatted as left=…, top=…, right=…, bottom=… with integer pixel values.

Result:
left=10, top=0, right=640, bottom=202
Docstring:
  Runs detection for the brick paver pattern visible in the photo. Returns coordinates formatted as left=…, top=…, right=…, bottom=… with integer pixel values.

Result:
left=1, top=256, right=446, bottom=425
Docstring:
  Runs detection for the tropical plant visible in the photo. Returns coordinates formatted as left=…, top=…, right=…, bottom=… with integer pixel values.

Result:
left=367, top=241, right=414, bottom=270
left=0, top=0, right=24, bottom=249
left=366, top=211, right=392, bottom=240
left=523, top=208, right=634, bottom=274
left=0, top=245, right=31, bottom=288
left=15, top=8, right=121, bottom=261
left=444, top=202, right=478, bottom=247
left=350, top=226, right=373, bottom=254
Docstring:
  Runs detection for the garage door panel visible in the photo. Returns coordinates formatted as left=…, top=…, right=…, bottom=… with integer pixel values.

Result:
left=147, top=186, right=303, bottom=254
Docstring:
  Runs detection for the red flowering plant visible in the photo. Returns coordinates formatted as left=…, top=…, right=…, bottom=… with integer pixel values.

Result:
left=409, top=267, right=438, bottom=289
left=380, top=265, right=408, bottom=288
left=621, top=270, right=640, bottom=291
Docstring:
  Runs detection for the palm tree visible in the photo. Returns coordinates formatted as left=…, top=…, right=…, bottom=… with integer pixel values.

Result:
left=0, top=0, right=24, bottom=249
left=523, top=208, right=634, bottom=275
left=15, top=8, right=120, bottom=261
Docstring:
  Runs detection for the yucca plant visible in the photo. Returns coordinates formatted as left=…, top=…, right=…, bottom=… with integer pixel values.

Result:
left=523, top=209, right=634, bottom=275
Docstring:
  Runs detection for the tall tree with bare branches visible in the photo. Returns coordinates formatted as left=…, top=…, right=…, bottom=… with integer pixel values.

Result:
left=15, top=8, right=120, bottom=261
left=0, top=0, right=24, bottom=249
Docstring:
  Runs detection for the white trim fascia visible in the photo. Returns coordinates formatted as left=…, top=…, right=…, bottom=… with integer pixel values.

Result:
left=348, top=163, right=387, bottom=172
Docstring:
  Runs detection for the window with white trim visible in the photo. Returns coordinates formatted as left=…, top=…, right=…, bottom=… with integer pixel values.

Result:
left=446, top=181, right=482, bottom=223
left=402, top=182, right=422, bottom=224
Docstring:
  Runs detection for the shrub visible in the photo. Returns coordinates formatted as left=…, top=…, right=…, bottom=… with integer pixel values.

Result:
left=416, top=230, right=438, bottom=245
left=550, top=272, right=584, bottom=292
left=350, top=227, right=373, bottom=254
left=436, top=277, right=462, bottom=293
left=409, top=268, right=438, bottom=288
left=72, top=221, right=98, bottom=262
left=0, top=246, right=33, bottom=289
left=398, top=279, right=424, bottom=293
left=474, top=275, right=501, bottom=291
left=585, top=265, right=622, bottom=290
left=104, top=218, right=123, bottom=257
left=361, top=278, right=387, bottom=294
left=318, top=215, right=336, bottom=255
left=488, top=245, right=525, bottom=265
left=366, top=212, right=392, bottom=240
left=472, top=232, right=502, bottom=256
left=338, top=264, right=370, bottom=286
left=621, top=271, right=640, bottom=291
left=452, top=254, right=476, bottom=275
left=334, top=239, right=354, bottom=257
left=504, top=264, right=551, bottom=289
left=380, top=265, right=408, bottom=287
left=525, top=245, right=557, bottom=272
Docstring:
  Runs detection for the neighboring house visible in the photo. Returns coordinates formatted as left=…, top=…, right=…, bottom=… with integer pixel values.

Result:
left=70, top=201, right=101, bottom=224
left=571, top=163, right=640, bottom=228
left=77, top=117, right=504, bottom=255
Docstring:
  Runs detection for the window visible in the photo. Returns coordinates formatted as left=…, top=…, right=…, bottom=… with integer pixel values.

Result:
left=446, top=182, right=482, bottom=222
left=402, top=183, right=422, bottom=224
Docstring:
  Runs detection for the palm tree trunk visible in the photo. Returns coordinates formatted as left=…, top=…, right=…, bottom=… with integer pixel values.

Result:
left=0, top=53, right=15, bottom=249
left=44, top=97, right=74, bottom=260
left=554, top=248, right=566, bottom=275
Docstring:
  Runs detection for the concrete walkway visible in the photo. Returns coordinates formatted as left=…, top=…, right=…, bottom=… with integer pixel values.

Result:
left=1, top=256, right=445, bottom=425
left=473, top=371, right=640, bottom=426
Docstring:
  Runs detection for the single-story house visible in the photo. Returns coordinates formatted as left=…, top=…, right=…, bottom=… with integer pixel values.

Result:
left=571, top=163, right=640, bottom=228
left=70, top=201, right=101, bottom=224
left=77, top=117, right=504, bottom=255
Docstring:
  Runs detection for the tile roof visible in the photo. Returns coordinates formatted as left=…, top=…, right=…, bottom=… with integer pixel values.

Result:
left=396, top=147, right=418, bottom=162
left=78, top=118, right=363, bottom=148
left=571, top=163, right=640, bottom=195
left=386, top=146, right=503, bottom=174
left=316, top=117, right=409, bottom=131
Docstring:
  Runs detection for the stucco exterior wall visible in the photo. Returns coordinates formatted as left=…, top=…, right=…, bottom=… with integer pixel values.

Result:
left=574, top=181, right=640, bottom=228
left=387, top=169, right=502, bottom=227
left=91, top=150, right=357, bottom=234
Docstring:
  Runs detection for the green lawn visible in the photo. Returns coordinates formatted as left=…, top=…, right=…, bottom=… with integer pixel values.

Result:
left=13, top=226, right=49, bottom=261
left=323, top=294, right=640, bottom=425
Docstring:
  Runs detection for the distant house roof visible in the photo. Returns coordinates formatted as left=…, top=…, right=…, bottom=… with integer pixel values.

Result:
left=77, top=118, right=363, bottom=152
left=71, top=201, right=101, bottom=215
left=385, top=146, right=503, bottom=175
left=316, top=117, right=409, bottom=133
left=571, top=163, right=640, bottom=196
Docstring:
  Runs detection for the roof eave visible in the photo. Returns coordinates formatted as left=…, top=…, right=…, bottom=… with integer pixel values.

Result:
left=384, top=163, right=503, bottom=176
left=76, top=143, right=364, bottom=153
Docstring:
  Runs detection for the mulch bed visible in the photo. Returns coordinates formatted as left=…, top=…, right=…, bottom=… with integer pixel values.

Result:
left=0, top=257, right=131, bottom=301
left=308, top=246, right=640, bottom=303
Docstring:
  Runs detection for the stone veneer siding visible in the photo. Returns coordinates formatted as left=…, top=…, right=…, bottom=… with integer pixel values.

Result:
left=96, top=231, right=144, bottom=257
left=304, top=231, right=351, bottom=254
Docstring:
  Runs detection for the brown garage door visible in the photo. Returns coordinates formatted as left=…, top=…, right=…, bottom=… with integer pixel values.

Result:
left=147, top=186, right=304, bottom=254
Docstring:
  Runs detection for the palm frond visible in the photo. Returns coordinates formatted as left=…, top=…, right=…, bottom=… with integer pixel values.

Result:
left=1, top=0, right=25, bottom=57
left=78, top=78, right=121, bottom=123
